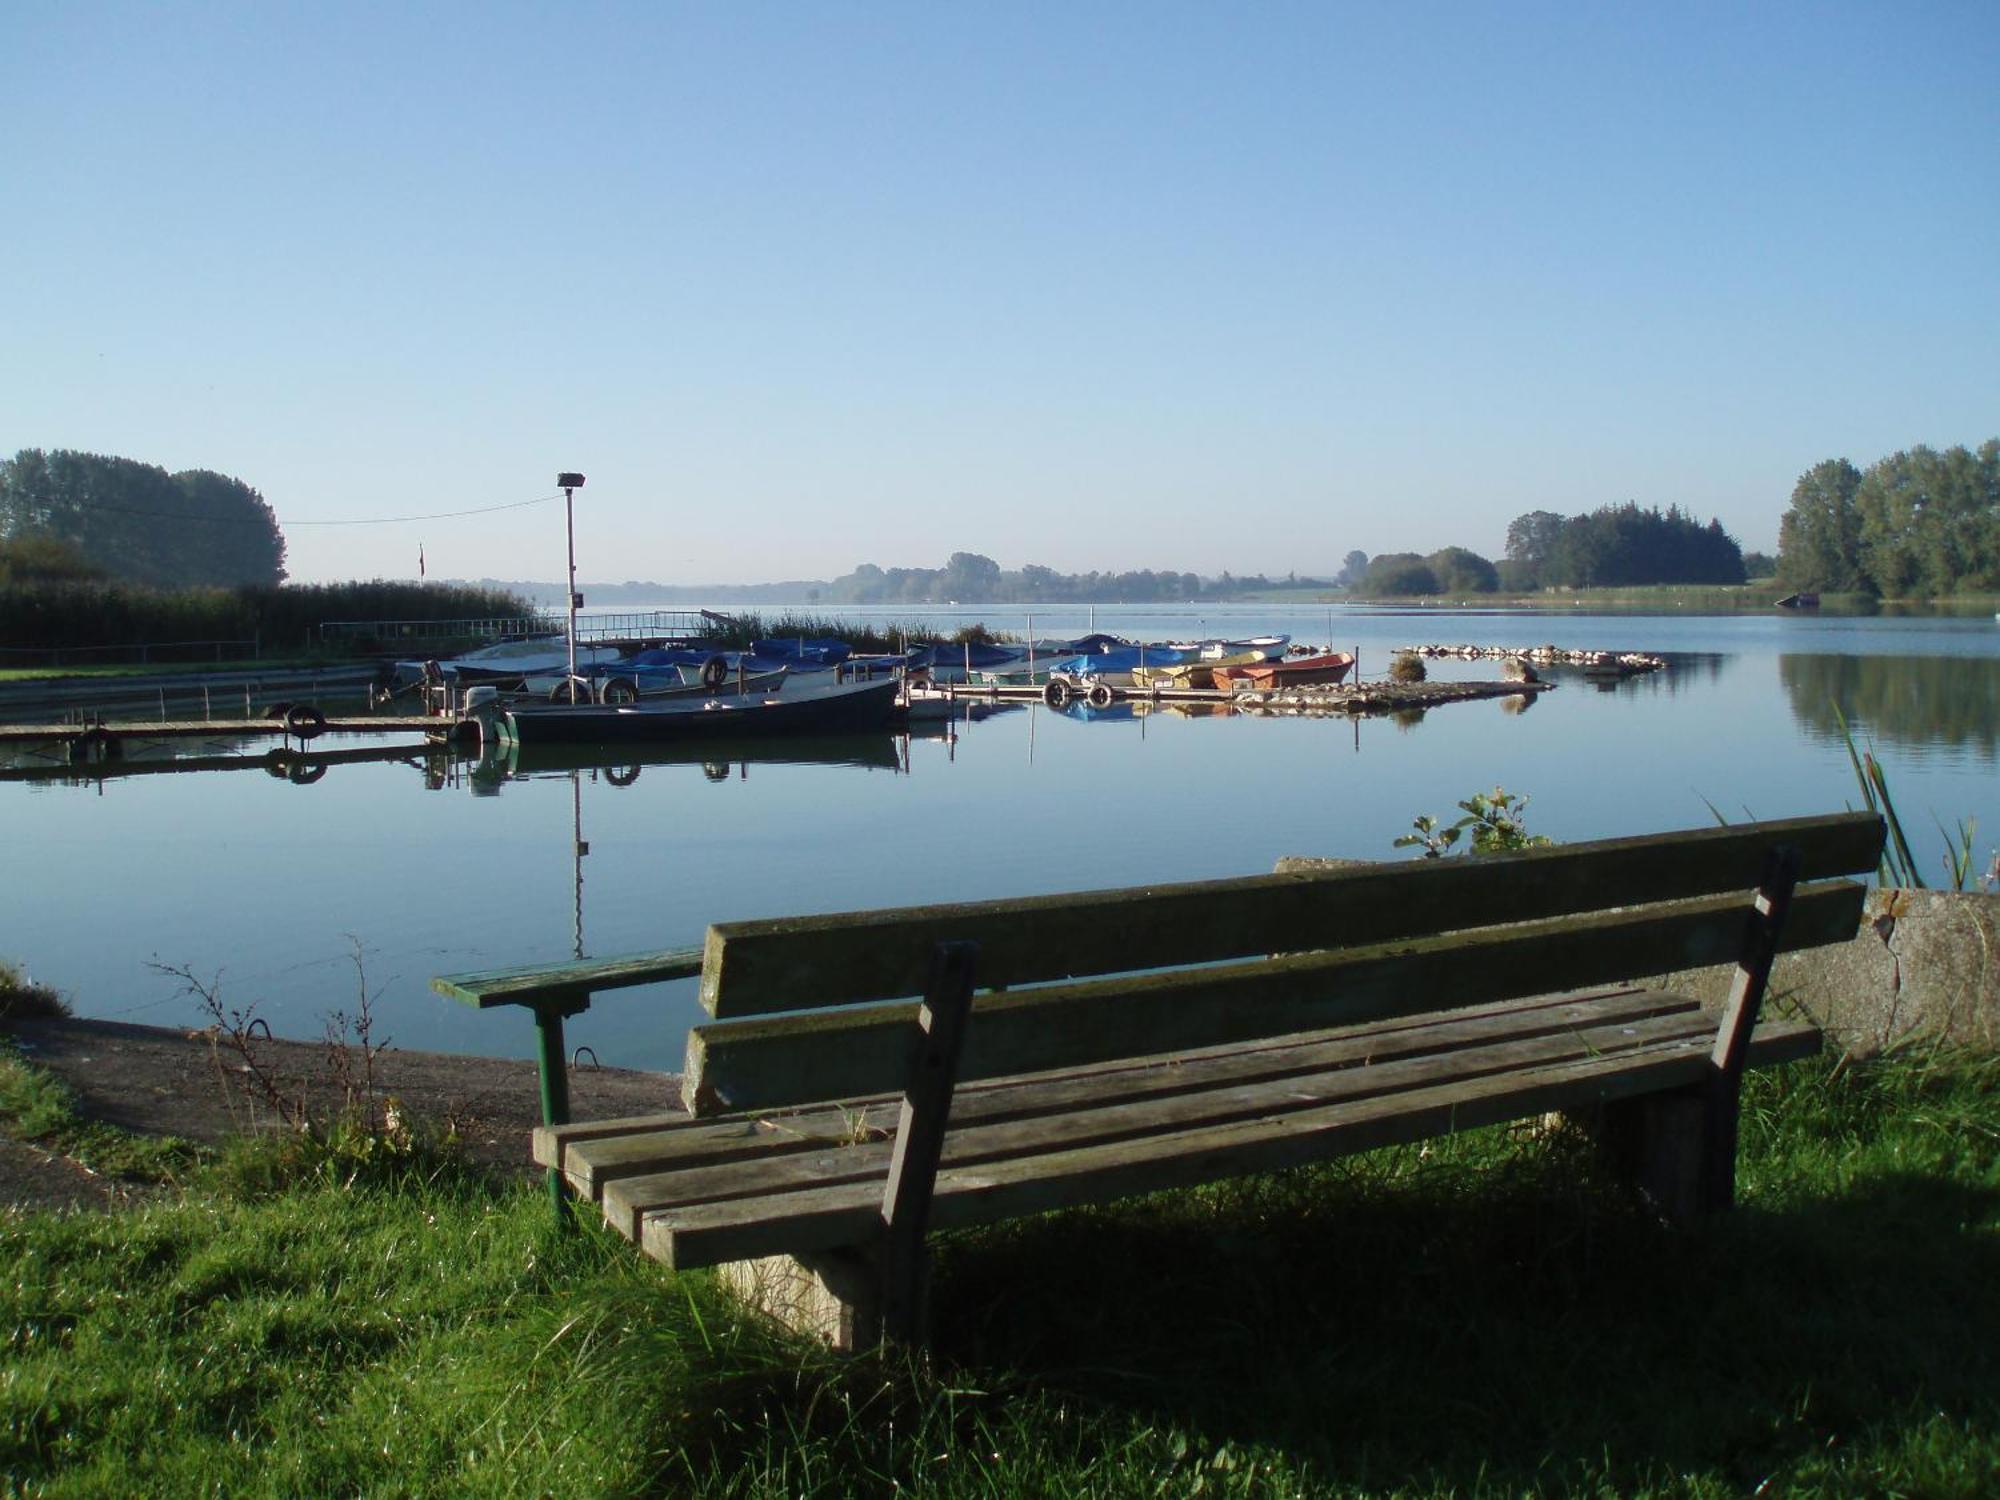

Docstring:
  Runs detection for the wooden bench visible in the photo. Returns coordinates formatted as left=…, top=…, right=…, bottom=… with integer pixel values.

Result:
left=434, top=811, right=1885, bottom=1350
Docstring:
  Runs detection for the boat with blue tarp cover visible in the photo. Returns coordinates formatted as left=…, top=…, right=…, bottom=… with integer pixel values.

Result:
left=486, top=673, right=902, bottom=745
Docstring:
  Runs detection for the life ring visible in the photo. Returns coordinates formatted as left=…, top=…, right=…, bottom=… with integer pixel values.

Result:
left=1043, top=678, right=1073, bottom=708
left=284, top=704, right=328, bottom=739
left=549, top=677, right=590, bottom=704
left=598, top=677, right=640, bottom=705
left=701, top=654, right=729, bottom=690
left=1086, top=682, right=1115, bottom=709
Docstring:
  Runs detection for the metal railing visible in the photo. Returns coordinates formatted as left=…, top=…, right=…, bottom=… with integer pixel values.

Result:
left=318, top=609, right=733, bottom=648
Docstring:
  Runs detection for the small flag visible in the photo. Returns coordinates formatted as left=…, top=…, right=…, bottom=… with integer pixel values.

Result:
left=419, top=544, right=426, bottom=578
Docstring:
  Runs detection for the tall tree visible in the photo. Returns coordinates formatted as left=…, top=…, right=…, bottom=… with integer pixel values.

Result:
left=1426, top=546, right=1498, bottom=593
left=0, top=449, right=286, bottom=587
left=1504, top=510, right=1567, bottom=567
left=1775, top=458, right=1866, bottom=592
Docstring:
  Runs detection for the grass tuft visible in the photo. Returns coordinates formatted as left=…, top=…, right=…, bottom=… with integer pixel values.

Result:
left=0, top=1040, right=200, bottom=1184
left=0, top=960, right=69, bottom=1021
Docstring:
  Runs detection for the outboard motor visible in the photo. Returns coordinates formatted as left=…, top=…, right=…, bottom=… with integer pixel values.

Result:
left=461, top=684, right=510, bottom=748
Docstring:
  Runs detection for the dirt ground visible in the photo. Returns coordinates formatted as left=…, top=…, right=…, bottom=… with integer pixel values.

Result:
left=0, top=1015, right=678, bottom=1214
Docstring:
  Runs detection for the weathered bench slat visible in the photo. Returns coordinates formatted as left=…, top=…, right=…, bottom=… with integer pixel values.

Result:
left=604, top=1007, right=1793, bottom=1242
left=698, top=812, right=1883, bottom=1017
left=684, top=880, right=1865, bottom=1114
left=645, top=1030, right=1817, bottom=1269
left=549, top=986, right=1692, bottom=1191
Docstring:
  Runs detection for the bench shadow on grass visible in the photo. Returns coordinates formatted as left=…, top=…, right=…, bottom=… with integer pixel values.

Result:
left=923, top=1146, right=2000, bottom=1492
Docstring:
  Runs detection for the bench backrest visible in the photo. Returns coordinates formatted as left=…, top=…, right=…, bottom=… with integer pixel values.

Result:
left=681, top=812, right=1885, bottom=1116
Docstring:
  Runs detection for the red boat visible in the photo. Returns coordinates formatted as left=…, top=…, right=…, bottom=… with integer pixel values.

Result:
left=1212, top=652, right=1356, bottom=692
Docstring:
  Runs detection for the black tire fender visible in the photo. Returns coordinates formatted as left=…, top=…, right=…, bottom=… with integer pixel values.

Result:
left=285, top=704, right=328, bottom=739
left=1043, top=678, right=1073, bottom=708
left=1087, top=682, right=1115, bottom=708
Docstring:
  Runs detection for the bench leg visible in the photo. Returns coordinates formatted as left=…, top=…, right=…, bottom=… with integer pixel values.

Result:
left=720, top=1247, right=886, bottom=1354
left=1591, top=1089, right=1710, bottom=1226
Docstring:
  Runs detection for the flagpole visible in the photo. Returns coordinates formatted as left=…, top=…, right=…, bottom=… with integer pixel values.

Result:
left=557, top=473, right=586, bottom=694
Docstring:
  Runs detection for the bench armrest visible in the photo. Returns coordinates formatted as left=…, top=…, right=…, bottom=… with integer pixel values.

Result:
left=431, top=946, right=705, bottom=1013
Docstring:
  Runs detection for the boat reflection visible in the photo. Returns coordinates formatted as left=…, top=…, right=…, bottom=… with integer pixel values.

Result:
left=467, top=730, right=917, bottom=793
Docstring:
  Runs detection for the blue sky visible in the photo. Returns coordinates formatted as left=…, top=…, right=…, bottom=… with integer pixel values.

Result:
left=5, top=2, right=1996, bottom=585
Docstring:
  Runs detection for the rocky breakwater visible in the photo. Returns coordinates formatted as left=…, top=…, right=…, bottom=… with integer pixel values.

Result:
left=1231, top=676, right=1554, bottom=718
left=1403, top=643, right=1668, bottom=678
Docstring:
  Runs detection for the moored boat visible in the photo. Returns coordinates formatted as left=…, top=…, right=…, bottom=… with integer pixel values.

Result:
left=1131, top=650, right=1264, bottom=689
left=396, top=634, right=630, bottom=689
left=1212, top=651, right=1355, bottom=692
left=491, top=674, right=902, bottom=746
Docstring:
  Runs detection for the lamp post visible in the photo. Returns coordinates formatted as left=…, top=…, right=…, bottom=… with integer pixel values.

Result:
left=557, top=472, right=586, bottom=694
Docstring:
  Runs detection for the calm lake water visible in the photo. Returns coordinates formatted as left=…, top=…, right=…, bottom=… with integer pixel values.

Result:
left=8, top=605, right=1997, bottom=1074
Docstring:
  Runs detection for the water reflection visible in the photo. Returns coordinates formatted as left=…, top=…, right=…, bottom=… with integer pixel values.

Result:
left=1780, top=654, right=2000, bottom=761
left=467, top=730, right=918, bottom=793
left=0, top=737, right=453, bottom=788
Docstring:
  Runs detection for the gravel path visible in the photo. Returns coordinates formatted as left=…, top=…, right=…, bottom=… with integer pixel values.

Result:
left=1, top=1015, right=677, bottom=1211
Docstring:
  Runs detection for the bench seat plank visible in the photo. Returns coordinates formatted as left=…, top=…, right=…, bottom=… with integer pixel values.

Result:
left=685, top=881, right=1864, bottom=1114
left=567, top=1002, right=1817, bottom=1259
left=611, top=1006, right=1759, bottom=1239
left=547, top=986, right=1693, bottom=1192
left=643, top=1021, right=1816, bottom=1268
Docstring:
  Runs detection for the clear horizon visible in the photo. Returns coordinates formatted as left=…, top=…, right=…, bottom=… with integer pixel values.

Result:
left=5, top=2, right=1995, bottom=585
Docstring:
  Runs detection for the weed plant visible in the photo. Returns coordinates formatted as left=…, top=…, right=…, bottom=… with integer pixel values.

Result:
left=3, top=1043, right=1998, bottom=1497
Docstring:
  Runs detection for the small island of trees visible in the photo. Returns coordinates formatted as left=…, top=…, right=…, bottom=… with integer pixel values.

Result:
left=1346, top=503, right=1747, bottom=598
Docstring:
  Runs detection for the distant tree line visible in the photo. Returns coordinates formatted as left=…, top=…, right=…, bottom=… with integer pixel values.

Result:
left=1, top=449, right=287, bottom=588
left=1352, top=546, right=1500, bottom=598
left=1502, top=503, right=1746, bottom=590
left=1342, top=503, right=1745, bottom=599
left=1776, top=440, right=2000, bottom=597
left=815, top=553, right=1331, bottom=604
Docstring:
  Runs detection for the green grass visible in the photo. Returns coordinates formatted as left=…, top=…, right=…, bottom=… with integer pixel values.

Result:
left=0, top=654, right=348, bottom=684
left=0, top=1036, right=202, bottom=1189
left=2, top=1044, right=1997, bottom=1497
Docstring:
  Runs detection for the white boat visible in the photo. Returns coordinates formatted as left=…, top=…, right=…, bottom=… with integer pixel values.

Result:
left=395, top=634, right=628, bottom=688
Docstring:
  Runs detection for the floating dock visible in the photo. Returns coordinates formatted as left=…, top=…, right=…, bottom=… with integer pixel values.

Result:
left=0, top=712, right=471, bottom=759
left=911, top=678, right=1552, bottom=715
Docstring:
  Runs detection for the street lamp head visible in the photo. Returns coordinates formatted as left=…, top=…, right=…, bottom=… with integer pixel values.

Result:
left=556, top=472, right=586, bottom=490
